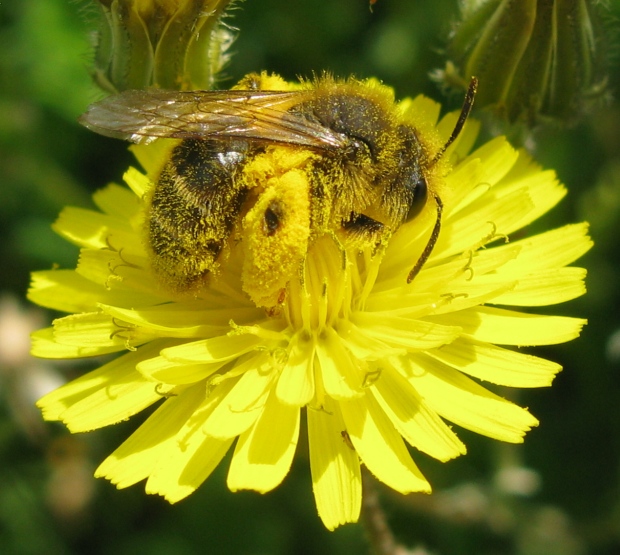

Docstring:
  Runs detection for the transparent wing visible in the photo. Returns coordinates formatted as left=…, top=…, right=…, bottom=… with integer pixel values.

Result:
left=79, top=89, right=347, bottom=149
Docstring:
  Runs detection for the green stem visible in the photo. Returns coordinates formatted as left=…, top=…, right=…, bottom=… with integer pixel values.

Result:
left=361, top=470, right=402, bottom=555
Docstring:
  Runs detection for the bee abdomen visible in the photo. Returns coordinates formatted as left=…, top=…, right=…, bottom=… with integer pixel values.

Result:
left=147, top=139, right=250, bottom=292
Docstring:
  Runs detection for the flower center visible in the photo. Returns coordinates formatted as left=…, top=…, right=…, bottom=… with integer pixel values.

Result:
left=283, top=236, right=382, bottom=335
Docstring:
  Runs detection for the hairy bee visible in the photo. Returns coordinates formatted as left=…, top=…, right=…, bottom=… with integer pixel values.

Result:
left=80, top=73, right=476, bottom=307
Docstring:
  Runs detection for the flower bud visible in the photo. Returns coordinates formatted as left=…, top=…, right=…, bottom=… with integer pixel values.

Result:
left=93, top=0, right=235, bottom=92
left=436, top=0, right=609, bottom=126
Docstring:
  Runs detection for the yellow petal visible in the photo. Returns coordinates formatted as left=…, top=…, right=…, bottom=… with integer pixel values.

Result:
left=451, top=118, right=480, bottom=162
left=129, top=141, right=176, bottom=178
left=316, top=327, right=364, bottom=399
left=122, top=166, right=151, bottom=199
left=307, top=398, right=361, bottom=531
left=376, top=240, right=519, bottom=299
left=145, top=379, right=238, bottom=502
left=227, top=391, right=300, bottom=493
left=109, top=302, right=261, bottom=330
left=495, top=169, right=566, bottom=232
left=152, top=435, right=233, bottom=503
left=335, top=319, right=406, bottom=360
left=92, top=183, right=141, bottom=220
left=28, top=269, right=103, bottom=313
left=402, top=95, right=441, bottom=126
left=340, top=393, right=431, bottom=494
left=429, top=287, right=519, bottom=318
left=427, top=337, right=561, bottom=388
left=100, top=304, right=237, bottom=338
left=31, top=327, right=126, bottom=359
left=492, top=223, right=592, bottom=275
left=53, top=207, right=138, bottom=250
left=137, top=356, right=228, bottom=385
left=443, top=157, right=486, bottom=216
left=490, top=267, right=587, bottom=306
left=381, top=145, right=506, bottom=278
left=429, top=306, right=587, bottom=345
left=36, top=340, right=172, bottom=431
left=28, top=269, right=160, bottom=313
left=275, top=332, right=315, bottom=406
left=351, top=312, right=461, bottom=351
left=76, top=250, right=156, bottom=295
left=160, top=333, right=265, bottom=363
left=204, top=353, right=276, bottom=439
left=96, top=384, right=206, bottom=489
left=437, top=187, right=534, bottom=260
left=404, top=354, right=539, bottom=442
left=372, top=365, right=466, bottom=461
left=502, top=148, right=543, bottom=181
left=437, top=112, right=480, bottom=165
left=52, top=312, right=156, bottom=349
left=445, top=137, right=518, bottom=217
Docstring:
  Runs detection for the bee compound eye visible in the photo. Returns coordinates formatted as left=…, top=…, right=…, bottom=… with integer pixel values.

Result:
left=405, top=175, right=428, bottom=222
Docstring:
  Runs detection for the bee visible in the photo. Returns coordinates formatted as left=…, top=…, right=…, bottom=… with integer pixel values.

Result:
left=80, top=73, right=477, bottom=307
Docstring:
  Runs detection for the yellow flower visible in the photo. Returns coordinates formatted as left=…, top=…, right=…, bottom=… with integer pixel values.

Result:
left=31, top=79, right=591, bottom=530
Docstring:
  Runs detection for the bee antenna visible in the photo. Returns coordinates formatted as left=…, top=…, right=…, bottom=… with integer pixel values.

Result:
left=407, top=79, right=476, bottom=282
left=407, top=192, right=443, bottom=283
left=431, top=77, right=478, bottom=165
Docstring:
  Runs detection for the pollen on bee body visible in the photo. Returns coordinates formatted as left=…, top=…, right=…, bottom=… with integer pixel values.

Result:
left=240, top=149, right=312, bottom=308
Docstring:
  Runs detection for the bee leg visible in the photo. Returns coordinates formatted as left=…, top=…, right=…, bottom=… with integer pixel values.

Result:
left=342, top=212, right=384, bottom=238
left=407, top=193, right=443, bottom=283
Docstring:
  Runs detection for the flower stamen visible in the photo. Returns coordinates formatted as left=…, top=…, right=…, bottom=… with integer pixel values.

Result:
left=483, top=221, right=510, bottom=246
left=462, top=250, right=475, bottom=281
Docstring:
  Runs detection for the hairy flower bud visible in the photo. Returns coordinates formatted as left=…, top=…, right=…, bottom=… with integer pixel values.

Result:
left=435, top=0, right=609, bottom=126
left=93, top=0, right=235, bottom=92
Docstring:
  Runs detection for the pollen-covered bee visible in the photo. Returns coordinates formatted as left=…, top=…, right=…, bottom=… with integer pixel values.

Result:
left=80, top=73, right=476, bottom=307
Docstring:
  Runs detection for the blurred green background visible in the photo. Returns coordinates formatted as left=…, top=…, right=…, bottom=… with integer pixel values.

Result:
left=1, top=0, right=620, bottom=554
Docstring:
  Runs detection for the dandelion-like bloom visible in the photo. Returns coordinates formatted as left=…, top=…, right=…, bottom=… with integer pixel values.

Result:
left=31, top=81, right=591, bottom=530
